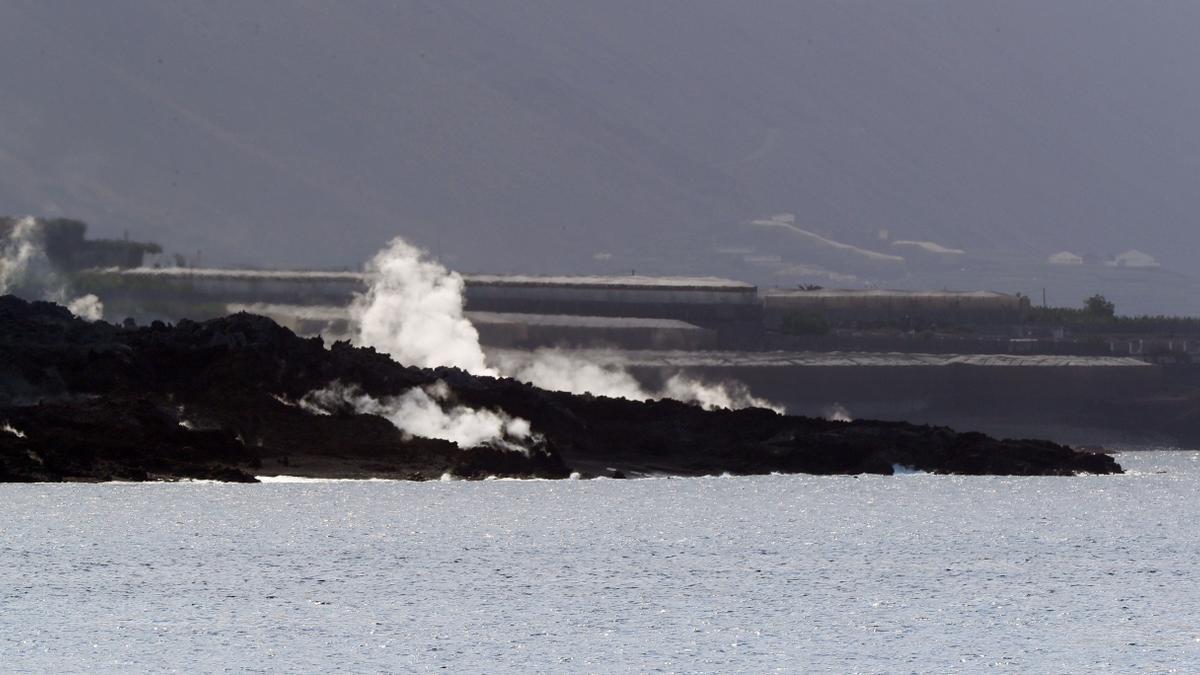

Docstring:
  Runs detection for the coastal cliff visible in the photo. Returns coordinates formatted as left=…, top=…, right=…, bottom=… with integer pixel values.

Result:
left=0, top=296, right=1120, bottom=481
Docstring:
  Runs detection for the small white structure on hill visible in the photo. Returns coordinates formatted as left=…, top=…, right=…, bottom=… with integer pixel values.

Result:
left=1109, top=250, right=1160, bottom=268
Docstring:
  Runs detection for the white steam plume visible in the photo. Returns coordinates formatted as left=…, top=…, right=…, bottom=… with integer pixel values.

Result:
left=492, top=348, right=783, bottom=412
left=491, top=348, right=646, bottom=400
left=824, top=403, right=854, bottom=423
left=663, top=373, right=781, bottom=413
left=351, top=237, right=494, bottom=375
left=0, top=217, right=104, bottom=321
left=0, top=218, right=43, bottom=293
left=300, top=380, right=535, bottom=453
left=67, top=294, right=105, bottom=321
left=351, top=237, right=783, bottom=413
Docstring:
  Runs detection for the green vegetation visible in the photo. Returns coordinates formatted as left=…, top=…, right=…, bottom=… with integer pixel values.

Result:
left=1084, top=294, right=1115, bottom=318
left=780, top=311, right=830, bottom=336
left=1026, top=294, right=1200, bottom=335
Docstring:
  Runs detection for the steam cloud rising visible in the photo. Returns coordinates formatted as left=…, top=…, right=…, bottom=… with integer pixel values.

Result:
left=299, top=380, right=535, bottom=453
left=0, top=217, right=104, bottom=321
left=350, top=236, right=782, bottom=412
left=300, top=236, right=781, bottom=454
left=824, top=403, right=854, bottom=423
left=351, top=238, right=494, bottom=375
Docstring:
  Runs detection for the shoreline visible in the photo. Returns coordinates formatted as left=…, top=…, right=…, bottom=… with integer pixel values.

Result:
left=0, top=296, right=1123, bottom=481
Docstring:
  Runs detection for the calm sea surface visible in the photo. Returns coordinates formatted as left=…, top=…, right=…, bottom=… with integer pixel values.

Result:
left=3, top=452, right=1200, bottom=673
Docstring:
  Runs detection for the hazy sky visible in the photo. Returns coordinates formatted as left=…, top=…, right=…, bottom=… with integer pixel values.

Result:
left=1, top=1, right=1198, bottom=309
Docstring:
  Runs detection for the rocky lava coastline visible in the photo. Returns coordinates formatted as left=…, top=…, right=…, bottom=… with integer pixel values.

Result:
left=0, top=296, right=1121, bottom=482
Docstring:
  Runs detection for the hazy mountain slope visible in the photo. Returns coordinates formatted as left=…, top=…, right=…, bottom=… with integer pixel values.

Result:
left=1, top=1, right=1197, bottom=309
left=0, top=0, right=749, bottom=271
left=460, top=1, right=1200, bottom=261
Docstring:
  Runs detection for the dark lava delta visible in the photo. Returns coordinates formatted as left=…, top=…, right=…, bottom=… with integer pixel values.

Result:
left=0, top=296, right=1121, bottom=482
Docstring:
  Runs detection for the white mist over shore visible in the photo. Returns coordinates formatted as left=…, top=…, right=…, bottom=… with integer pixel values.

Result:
left=824, top=403, right=854, bottom=423
left=490, top=348, right=646, bottom=400
left=299, top=380, right=535, bottom=453
left=352, top=238, right=493, bottom=374
left=0, top=216, right=104, bottom=321
left=350, top=236, right=782, bottom=413
left=300, top=236, right=780, bottom=451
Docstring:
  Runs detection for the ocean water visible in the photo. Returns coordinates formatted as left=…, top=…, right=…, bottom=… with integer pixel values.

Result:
left=3, top=452, right=1199, bottom=673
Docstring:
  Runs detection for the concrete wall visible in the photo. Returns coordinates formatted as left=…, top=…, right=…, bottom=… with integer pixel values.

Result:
left=763, top=290, right=1030, bottom=328
left=80, top=268, right=763, bottom=347
left=465, top=290, right=760, bottom=348
left=470, top=314, right=717, bottom=350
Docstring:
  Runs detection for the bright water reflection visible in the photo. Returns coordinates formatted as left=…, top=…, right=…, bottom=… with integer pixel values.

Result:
left=2, top=452, right=1199, bottom=672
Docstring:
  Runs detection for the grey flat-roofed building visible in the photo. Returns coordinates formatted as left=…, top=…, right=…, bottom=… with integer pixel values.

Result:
left=82, top=268, right=762, bottom=347
left=763, top=288, right=1030, bottom=327
left=467, top=312, right=716, bottom=350
left=462, top=274, right=760, bottom=347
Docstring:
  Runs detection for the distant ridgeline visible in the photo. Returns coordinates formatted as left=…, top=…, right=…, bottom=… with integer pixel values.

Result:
left=0, top=217, right=161, bottom=271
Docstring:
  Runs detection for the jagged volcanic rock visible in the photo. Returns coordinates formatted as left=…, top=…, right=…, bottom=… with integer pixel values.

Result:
left=0, top=296, right=1121, bottom=481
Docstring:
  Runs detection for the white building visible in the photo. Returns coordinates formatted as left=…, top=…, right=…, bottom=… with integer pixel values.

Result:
left=1109, top=249, right=1160, bottom=268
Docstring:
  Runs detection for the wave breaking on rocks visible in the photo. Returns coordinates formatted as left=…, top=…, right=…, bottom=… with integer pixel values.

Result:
left=0, top=295, right=1121, bottom=482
